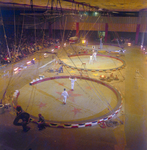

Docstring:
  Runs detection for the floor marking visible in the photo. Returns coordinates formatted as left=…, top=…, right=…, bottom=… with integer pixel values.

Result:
left=38, top=59, right=55, bottom=69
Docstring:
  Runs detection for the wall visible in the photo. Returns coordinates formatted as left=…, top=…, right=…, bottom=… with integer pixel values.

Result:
left=52, top=16, right=147, bottom=33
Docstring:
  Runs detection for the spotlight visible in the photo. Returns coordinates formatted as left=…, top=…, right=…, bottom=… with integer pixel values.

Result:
left=128, top=43, right=131, bottom=46
left=14, top=67, right=19, bottom=72
left=100, top=75, right=106, bottom=80
left=94, top=12, right=98, bottom=16
left=26, top=61, right=31, bottom=65
left=82, top=40, right=86, bottom=44
left=64, top=43, right=66, bottom=47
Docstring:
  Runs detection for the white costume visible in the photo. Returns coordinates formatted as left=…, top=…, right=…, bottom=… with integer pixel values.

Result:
left=89, top=56, right=93, bottom=64
left=69, top=77, right=77, bottom=91
left=61, top=90, right=69, bottom=104
left=13, top=90, right=20, bottom=98
left=92, top=52, right=97, bottom=61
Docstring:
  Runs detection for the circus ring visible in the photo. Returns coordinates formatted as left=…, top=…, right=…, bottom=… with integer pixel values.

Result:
left=15, top=76, right=123, bottom=128
left=61, top=54, right=125, bottom=72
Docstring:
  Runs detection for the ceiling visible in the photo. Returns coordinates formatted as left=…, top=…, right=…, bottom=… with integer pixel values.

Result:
left=0, top=0, right=147, bottom=12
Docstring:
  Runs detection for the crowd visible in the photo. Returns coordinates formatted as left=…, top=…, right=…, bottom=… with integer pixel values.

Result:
left=0, top=29, right=60, bottom=65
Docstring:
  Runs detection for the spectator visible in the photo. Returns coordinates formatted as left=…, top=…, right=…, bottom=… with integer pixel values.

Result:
left=37, top=114, right=46, bottom=130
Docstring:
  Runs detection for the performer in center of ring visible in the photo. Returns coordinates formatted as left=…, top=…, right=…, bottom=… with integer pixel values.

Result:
left=69, top=76, right=77, bottom=91
left=92, top=51, right=97, bottom=62
left=61, top=88, right=69, bottom=105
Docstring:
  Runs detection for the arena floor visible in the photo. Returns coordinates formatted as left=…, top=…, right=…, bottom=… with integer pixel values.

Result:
left=1, top=43, right=147, bottom=150
left=13, top=44, right=125, bottom=125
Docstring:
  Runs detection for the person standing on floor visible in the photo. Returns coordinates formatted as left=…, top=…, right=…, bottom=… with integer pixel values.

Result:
left=61, top=88, right=69, bottom=104
left=100, top=37, right=103, bottom=49
left=58, top=65, right=63, bottom=73
left=92, top=51, right=97, bottom=61
left=89, top=55, right=93, bottom=64
left=69, top=76, right=77, bottom=91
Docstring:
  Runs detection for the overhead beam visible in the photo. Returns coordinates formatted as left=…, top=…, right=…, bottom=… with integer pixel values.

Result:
left=63, top=0, right=103, bottom=11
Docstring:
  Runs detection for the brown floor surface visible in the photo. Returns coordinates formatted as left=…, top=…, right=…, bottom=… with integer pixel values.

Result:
left=0, top=44, right=146, bottom=150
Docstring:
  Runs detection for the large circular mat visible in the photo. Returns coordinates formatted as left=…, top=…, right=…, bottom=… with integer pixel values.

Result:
left=61, top=54, right=125, bottom=71
left=17, top=76, right=122, bottom=125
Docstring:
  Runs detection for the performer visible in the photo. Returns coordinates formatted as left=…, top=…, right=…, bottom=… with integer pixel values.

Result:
left=92, top=51, right=97, bottom=61
left=58, top=65, right=63, bottom=73
left=114, top=75, right=119, bottom=80
left=89, top=55, right=93, bottom=64
left=69, top=77, right=77, bottom=91
left=61, top=88, right=69, bottom=104
left=100, top=37, right=103, bottom=49
left=86, top=40, right=88, bottom=47
left=110, top=73, right=114, bottom=79
left=13, top=105, right=30, bottom=132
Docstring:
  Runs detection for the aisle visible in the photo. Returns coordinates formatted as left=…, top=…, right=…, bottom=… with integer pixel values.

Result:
left=125, top=46, right=147, bottom=149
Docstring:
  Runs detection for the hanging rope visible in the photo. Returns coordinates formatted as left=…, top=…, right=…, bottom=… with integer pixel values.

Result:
left=34, top=9, right=37, bottom=50
left=53, top=14, right=103, bottom=101
left=0, top=7, right=14, bottom=104
left=62, top=16, right=67, bottom=44
left=0, top=8, right=11, bottom=60
left=55, top=15, right=111, bottom=110
left=69, top=45, right=113, bottom=110
left=107, top=14, right=122, bottom=48
left=13, top=4, right=17, bottom=58
left=57, top=43, right=112, bottom=111
left=17, top=4, right=26, bottom=55
left=84, top=15, right=101, bottom=39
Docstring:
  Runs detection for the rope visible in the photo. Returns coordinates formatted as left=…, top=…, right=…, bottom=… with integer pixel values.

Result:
left=13, top=4, right=17, bottom=57
left=55, top=16, right=117, bottom=111
left=84, top=15, right=101, bottom=39
left=61, top=16, right=67, bottom=44
left=57, top=45, right=112, bottom=111
left=70, top=45, right=112, bottom=110
left=17, top=5, right=26, bottom=55
left=55, top=50, right=94, bottom=99
left=0, top=7, right=11, bottom=59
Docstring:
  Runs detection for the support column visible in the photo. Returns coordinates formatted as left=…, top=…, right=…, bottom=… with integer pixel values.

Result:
left=135, top=24, right=140, bottom=45
left=105, top=23, right=108, bottom=43
left=76, top=22, right=79, bottom=37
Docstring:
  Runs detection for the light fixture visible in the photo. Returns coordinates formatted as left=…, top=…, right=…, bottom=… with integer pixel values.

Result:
left=94, top=12, right=98, bottom=16
left=100, top=75, right=106, bottom=80
left=128, top=43, right=131, bottom=46
left=64, top=43, right=66, bottom=47
left=27, top=61, right=31, bottom=65
left=82, top=39, right=86, bottom=44
left=14, top=67, right=19, bottom=72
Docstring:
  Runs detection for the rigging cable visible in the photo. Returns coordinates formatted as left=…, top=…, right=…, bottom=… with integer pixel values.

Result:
left=0, top=7, right=13, bottom=104
left=56, top=14, right=112, bottom=110
left=17, top=4, right=26, bottom=55
left=69, top=44, right=113, bottom=110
